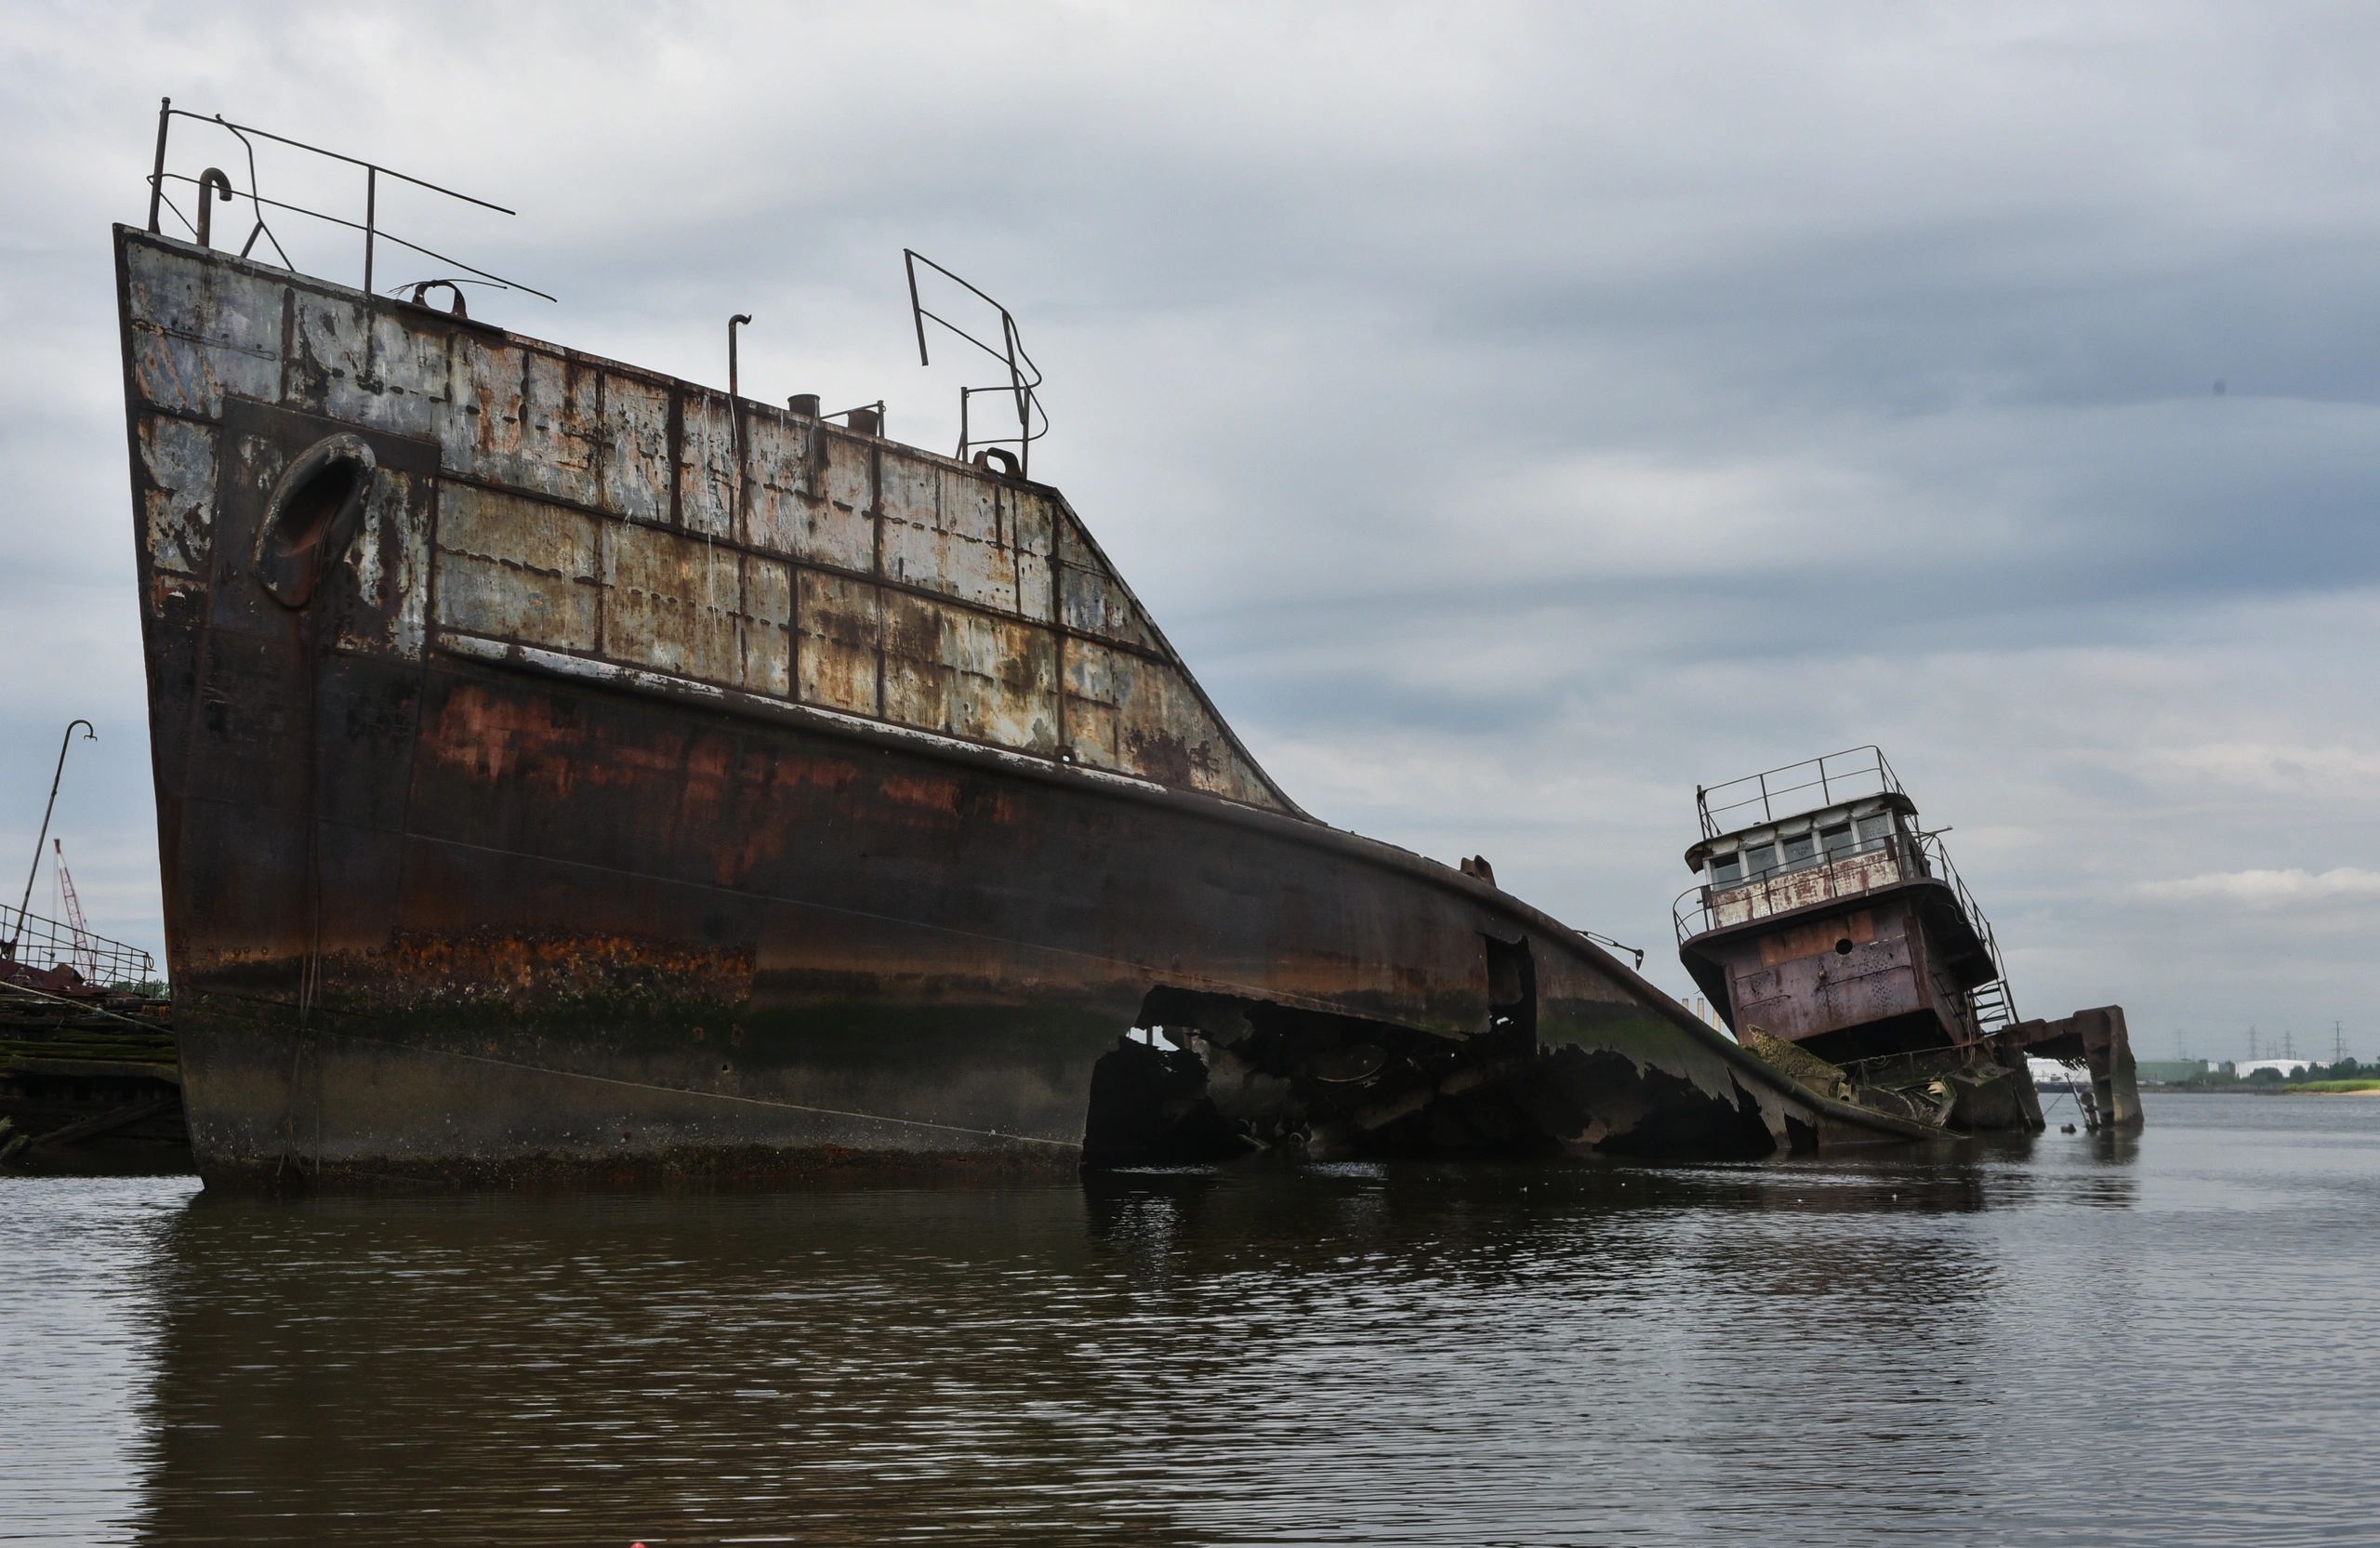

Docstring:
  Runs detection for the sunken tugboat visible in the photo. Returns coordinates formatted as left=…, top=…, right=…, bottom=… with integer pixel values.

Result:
left=119, top=105, right=1974, bottom=1189
left=1676, top=748, right=2141, bottom=1133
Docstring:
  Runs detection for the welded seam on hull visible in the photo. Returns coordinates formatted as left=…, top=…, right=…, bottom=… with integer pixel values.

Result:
left=439, top=630, right=1191, bottom=799
left=168, top=778, right=1408, bottom=1035
left=1039, top=487, right=1304, bottom=816
left=394, top=827, right=1405, bottom=1029
left=298, top=1025, right=1081, bottom=1148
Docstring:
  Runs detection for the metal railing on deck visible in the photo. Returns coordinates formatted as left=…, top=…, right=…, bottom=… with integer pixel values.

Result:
left=1913, top=830, right=2016, bottom=1025
left=1674, top=828, right=2016, bottom=1021
left=1674, top=833, right=1907, bottom=944
left=904, top=249, right=1048, bottom=479
left=142, top=97, right=553, bottom=308
left=0, top=906, right=156, bottom=989
left=1696, top=746, right=1905, bottom=839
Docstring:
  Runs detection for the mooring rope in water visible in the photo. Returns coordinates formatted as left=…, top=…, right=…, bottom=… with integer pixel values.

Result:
left=5, top=976, right=1072, bottom=1152
left=1837, top=1039, right=1986, bottom=1074
left=0, top=977, right=167, bottom=1033
left=2034, top=1059, right=2100, bottom=1131
left=305, top=1022, right=1079, bottom=1149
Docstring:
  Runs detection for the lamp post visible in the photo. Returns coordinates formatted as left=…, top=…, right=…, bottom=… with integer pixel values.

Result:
left=7, top=720, right=95, bottom=958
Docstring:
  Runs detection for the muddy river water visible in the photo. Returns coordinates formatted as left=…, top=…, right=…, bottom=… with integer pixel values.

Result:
left=4, top=1092, right=2374, bottom=1546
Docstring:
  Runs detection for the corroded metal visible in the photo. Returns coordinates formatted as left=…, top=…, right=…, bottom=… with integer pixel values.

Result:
left=117, top=211, right=1957, bottom=1189
left=1677, top=750, right=2135, bottom=1134
left=2009, top=1006, right=2143, bottom=1131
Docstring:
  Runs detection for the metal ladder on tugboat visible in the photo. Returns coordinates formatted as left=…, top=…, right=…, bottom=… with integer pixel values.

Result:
left=1968, top=978, right=2016, bottom=1035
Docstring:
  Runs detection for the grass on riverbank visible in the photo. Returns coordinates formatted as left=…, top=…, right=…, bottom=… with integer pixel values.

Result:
left=2281, top=1079, right=2380, bottom=1094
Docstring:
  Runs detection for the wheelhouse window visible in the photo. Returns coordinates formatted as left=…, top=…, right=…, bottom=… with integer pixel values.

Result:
left=1819, top=821, right=1855, bottom=858
left=1708, top=852, right=1744, bottom=885
left=1780, top=832, right=1817, bottom=869
left=1741, top=841, right=1778, bottom=877
left=1855, top=813, right=1895, bottom=851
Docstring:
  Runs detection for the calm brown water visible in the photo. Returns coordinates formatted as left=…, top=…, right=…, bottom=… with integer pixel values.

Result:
left=5, top=1092, right=2376, bottom=1546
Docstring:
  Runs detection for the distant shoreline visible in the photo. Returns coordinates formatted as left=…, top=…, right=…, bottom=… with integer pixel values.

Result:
left=2141, top=1083, right=2380, bottom=1097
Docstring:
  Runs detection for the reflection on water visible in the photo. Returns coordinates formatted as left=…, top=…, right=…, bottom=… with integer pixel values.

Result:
left=3, top=1094, right=2375, bottom=1546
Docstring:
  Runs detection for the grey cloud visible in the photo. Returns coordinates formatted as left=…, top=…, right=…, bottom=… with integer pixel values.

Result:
left=6, top=1, right=2377, bottom=1055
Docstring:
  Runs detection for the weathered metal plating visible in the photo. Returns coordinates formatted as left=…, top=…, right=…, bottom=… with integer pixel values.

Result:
left=117, top=110, right=1980, bottom=1189
left=1676, top=748, right=2138, bottom=1132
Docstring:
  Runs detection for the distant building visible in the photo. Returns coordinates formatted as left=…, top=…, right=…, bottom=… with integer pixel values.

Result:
left=2132, top=1060, right=2203, bottom=1085
left=2236, top=1058, right=2314, bottom=1078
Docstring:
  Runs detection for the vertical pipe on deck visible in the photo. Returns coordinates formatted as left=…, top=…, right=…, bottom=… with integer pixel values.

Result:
left=728, top=315, right=752, bottom=534
left=146, top=99, right=171, bottom=234
left=364, top=165, right=377, bottom=299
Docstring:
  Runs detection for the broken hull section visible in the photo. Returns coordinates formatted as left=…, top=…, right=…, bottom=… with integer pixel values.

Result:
left=119, top=226, right=1933, bottom=1187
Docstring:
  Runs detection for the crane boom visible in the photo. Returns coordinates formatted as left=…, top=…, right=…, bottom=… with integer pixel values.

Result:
left=53, top=839, right=99, bottom=980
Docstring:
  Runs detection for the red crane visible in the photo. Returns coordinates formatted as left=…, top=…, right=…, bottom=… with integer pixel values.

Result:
left=53, top=839, right=99, bottom=980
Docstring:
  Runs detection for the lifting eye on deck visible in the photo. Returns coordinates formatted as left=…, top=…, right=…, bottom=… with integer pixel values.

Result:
left=403, top=279, right=469, bottom=318
left=253, top=434, right=377, bottom=609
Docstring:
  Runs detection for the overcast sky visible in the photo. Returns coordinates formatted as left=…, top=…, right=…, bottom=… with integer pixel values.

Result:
left=5, top=2, right=2375, bottom=1061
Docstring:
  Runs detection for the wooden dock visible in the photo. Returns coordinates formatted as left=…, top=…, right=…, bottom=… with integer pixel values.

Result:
left=0, top=984, right=188, bottom=1172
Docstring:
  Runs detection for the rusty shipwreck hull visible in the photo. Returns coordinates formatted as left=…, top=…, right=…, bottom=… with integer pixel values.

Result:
left=163, top=651, right=1932, bottom=1184
left=117, top=226, right=1933, bottom=1188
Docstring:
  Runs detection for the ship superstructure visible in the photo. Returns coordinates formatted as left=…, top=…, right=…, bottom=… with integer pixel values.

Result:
left=1675, top=748, right=2139, bottom=1131
left=1677, top=748, right=2016, bottom=1065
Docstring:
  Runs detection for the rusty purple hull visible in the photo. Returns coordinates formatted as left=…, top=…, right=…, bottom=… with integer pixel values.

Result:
left=119, top=227, right=1928, bottom=1188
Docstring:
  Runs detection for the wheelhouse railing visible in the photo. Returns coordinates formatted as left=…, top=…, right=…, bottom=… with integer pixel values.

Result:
left=1696, top=745, right=1905, bottom=840
left=1674, top=832, right=1911, bottom=944
left=1674, top=827, right=2014, bottom=1017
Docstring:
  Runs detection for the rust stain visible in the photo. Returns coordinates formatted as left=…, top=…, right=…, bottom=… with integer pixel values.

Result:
left=328, top=928, right=756, bottom=1011
left=879, top=771, right=961, bottom=814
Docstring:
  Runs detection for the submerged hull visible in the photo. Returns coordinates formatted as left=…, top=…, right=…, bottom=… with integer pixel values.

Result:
left=118, top=227, right=1930, bottom=1187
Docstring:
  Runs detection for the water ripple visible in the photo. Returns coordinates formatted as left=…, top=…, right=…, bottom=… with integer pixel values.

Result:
left=3, top=1094, right=2375, bottom=1546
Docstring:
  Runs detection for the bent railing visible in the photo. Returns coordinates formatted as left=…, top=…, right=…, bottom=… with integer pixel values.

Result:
left=904, top=249, right=1048, bottom=479
left=142, top=98, right=553, bottom=307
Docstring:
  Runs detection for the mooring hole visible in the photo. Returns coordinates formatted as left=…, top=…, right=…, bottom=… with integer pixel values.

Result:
left=1834, top=937, right=1855, bottom=956
left=253, top=433, right=378, bottom=610
left=266, top=456, right=364, bottom=561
